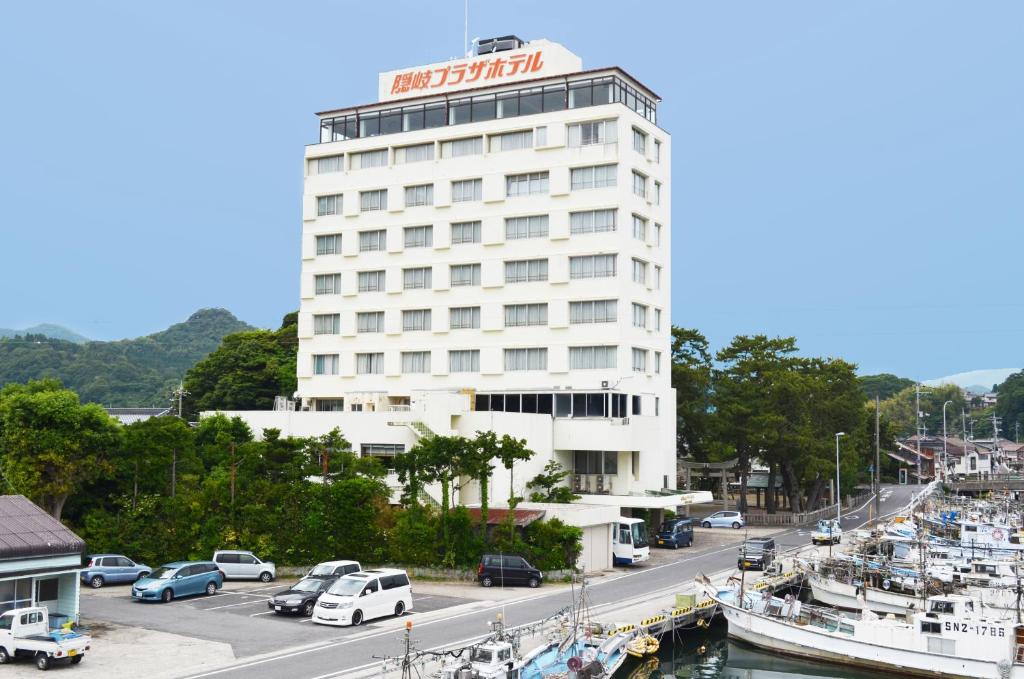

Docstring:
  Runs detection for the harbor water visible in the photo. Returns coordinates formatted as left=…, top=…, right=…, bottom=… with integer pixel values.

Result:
left=615, top=618, right=893, bottom=679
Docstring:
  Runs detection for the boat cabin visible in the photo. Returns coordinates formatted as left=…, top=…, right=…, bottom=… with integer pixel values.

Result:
left=440, top=640, right=518, bottom=679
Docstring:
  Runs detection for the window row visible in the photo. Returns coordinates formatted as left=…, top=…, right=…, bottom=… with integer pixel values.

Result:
left=310, top=301, right=663, bottom=333
left=315, top=212, right=662, bottom=251
left=318, top=75, right=657, bottom=143
left=472, top=391, right=644, bottom=418
left=311, top=345, right=660, bottom=375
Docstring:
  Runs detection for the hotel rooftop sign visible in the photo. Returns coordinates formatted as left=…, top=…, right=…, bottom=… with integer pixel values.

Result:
left=378, top=40, right=583, bottom=103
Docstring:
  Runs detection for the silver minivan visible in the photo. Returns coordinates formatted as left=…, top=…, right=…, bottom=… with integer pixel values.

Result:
left=213, top=550, right=276, bottom=582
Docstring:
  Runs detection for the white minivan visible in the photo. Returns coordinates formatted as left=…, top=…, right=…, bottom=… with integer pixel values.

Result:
left=312, top=568, right=412, bottom=626
left=213, top=550, right=276, bottom=582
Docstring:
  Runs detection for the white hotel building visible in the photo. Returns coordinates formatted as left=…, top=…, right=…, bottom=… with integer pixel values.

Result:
left=220, top=37, right=688, bottom=519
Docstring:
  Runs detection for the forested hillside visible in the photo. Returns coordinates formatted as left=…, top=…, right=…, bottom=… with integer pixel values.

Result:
left=0, top=308, right=252, bottom=406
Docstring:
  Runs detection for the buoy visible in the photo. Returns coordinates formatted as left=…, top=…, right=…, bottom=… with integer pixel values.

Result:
left=698, top=644, right=707, bottom=655
left=882, top=579, right=891, bottom=590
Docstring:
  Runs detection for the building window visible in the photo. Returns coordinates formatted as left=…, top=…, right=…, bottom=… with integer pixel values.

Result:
left=506, top=171, right=549, bottom=197
left=315, top=399, right=345, bottom=412
left=567, top=119, right=617, bottom=147
left=574, top=450, right=618, bottom=474
left=316, top=155, right=343, bottom=174
left=451, top=221, right=481, bottom=244
left=450, top=263, right=480, bottom=287
left=403, top=266, right=432, bottom=289
left=356, top=311, right=384, bottom=333
left=655, top=308, right=662, bottom=331
left=505, top=215, right=549, bottom=240
left=570, top=209, right=616, bottom=234
left=535, top=125, right=547, bottom=146
left=632, top=171, right=648, bottom=199
left=632, top=128, right=647, bottom=154
left=632, top=348, right=647, bottom=372
left=571, top=164, right=617, bottom=190
left=654, top=139, right=662, bottom=162
left=654, top=265, right=662, bottom=289
left=632, top=258, right=648, bottom=285
left=449, top=349, right=480, bottom=372
left=654, top=181, right=662, bottom=205
left=316, top=234, right=341, bottom=255
left=451, top=179, right=482, bottom=202
left=655, top=351, right=662, bottom=374
left=489, top=129, right=533, bottom=152
left=314, top=273, right=341, bottom=295
left=395, top=143, right=433, bottom=164
left=654, top=223, right=662, bottom=246
left=505, top=258, right=548, bottom=283
left=357, top=270, right=385, bottom=292
left=570, top=346, right=617, bottom=370
left=449, top=306, right=480, bottom=329
left=313, top=313, right=340, bottom=335
left=441, top=136, right=483, bottom=157
left=632, top=303, right=648, bottom=328
left=504, top=303, right=547, bottom=327
left=317, top=194, right=342, bottom=216
left=570, top=254, right=616, bottom=279
left=313, top=354, right=339, bottom=375
left=359, top=229, right=386, bottom=252
left=404, top=225, right=433, bottom=248
left=360, top=189, right=388, bottom=212
left=356, top=352, right=384, bottom=374
left=404, top=184, right=434, bottom=207
left=632, top=215, right=648, bottom=242
left=401, top=351, right=431, bottom=374
left=402, top=308, right=431, bottom=331
left=569, top=299, right=617, bottom=324
left=352, top=149, right=387, bottom=169
left=504, top=348, right=548, bottom=371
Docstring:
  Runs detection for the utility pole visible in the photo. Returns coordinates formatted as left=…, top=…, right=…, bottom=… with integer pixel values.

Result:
left=942, top=400, right=953, bottom=481
left=172, top=380, right=190, bottom=419
left=915, top=384, right=931, bottom=484
left=875, top=395, right=881, bottom=518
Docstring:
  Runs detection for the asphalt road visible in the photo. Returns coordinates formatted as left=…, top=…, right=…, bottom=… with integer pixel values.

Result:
left=173, top=484, right=920, bottom=679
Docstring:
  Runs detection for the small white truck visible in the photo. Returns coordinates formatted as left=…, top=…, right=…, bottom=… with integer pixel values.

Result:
left=811, top=518, right=842, bottom=545
left=0, top=607, right=91, bottom=670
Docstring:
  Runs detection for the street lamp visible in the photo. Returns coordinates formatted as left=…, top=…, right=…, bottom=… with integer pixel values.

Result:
left=942, top=400, right=953, bottom=481
left=835, top=432, right=846, bottom=523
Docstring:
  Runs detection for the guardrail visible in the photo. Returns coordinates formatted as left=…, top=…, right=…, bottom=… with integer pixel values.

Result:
left=744, top=493, right=872, bottom=526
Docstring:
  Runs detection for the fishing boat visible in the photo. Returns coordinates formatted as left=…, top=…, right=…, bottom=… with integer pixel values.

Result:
left=698, top=574, right=1024, bottom=679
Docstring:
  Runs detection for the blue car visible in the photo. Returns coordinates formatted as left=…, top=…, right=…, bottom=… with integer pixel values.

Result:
left=81, top=554, right=152, bottom=588
left=131, top=561, right=223, bottom=603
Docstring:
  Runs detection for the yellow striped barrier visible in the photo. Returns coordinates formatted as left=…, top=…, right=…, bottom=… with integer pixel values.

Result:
left=616, top=624, right=635, bottom=634
left=641, top=615, right=666, bottom=627
left=671, top=607, right=692, bottom=616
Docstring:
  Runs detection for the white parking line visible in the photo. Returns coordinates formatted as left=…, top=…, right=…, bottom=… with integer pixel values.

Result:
left=249, top=611, right=275, bottom=617
left=203, top=598, right=273, bottom=611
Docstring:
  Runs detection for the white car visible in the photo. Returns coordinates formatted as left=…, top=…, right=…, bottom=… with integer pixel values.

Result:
left=213, top=550, right=276, bottom=582
left=312, top=568, right=412, bottom=626
left=307, top=560, right=361, bottom=578
left=0, top=607, right=91, bottom=670
left=811, top=519, right=842, bottom=545
left=700, top=511, right=745, bottom=529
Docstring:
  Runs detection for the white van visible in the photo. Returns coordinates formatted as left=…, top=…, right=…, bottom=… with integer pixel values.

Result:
left=311, top=568, right=412, bottom=626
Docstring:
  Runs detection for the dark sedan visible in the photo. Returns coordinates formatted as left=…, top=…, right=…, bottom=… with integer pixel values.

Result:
left=267, top=577, right=336, bottom=616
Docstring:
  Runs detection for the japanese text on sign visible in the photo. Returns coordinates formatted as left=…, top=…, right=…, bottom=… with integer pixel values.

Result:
left=389, top=51, right=545, bottom=97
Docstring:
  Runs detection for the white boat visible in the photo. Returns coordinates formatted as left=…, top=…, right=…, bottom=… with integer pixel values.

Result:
left=808, top=572, right=924, bottom=616
left=699, top=575, right=1024, bottom=679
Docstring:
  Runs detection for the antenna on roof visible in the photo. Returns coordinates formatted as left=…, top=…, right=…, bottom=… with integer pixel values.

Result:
left=464, top=0, right=469, bottom=57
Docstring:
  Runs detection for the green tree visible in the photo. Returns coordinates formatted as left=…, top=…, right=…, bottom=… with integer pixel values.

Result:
left=466, top=431, right=499, bottom=533
left=183, top=313, right=297, bottom=419
left=671, top=327, right=714, bottom=459
left=996, top=371, right=1024, bottom=443
left=411, top=435, right=469, bottom=564
left=879, top=383, right=966, bottom=438
left=495, top=434, right=534, bottom=507
left=122, top=415, right=197, bottom=504
left=527, top=460, right=580, bottom=503
left=859, top=373, right=915, bottom=400
left=0, top=379, right=122, bottom=519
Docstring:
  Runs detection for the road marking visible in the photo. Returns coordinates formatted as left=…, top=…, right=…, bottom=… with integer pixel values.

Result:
left=249, top=611, right=275, bottom=617
left=202, top=598, right=273, bottom=611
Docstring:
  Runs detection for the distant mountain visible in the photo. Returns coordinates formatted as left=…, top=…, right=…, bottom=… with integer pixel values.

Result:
left=0, top=308, right=254, bottom=407
left=922, top=368, right=1020, bottom=392
left=0, top=323, right=89, bottom=344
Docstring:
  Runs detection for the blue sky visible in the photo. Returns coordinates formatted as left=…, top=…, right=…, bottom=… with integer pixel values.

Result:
left=1, top=1, right=1020, bottom=380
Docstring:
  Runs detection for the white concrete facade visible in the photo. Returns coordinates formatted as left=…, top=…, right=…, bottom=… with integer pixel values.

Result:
left=220, top=38, right=676, bottom=506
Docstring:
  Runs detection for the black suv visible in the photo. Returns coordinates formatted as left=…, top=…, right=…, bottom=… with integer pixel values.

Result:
left=737, top=537, right=776, bottom=571
left=477, top=554, right=543, bottom=588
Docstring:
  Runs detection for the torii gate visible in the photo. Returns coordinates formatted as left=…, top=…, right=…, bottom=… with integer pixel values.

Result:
left=679, top=458, right=738, bottom=510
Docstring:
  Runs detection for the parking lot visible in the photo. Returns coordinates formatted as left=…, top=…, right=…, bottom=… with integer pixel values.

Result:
left=80, top=577, right=474, bottom=657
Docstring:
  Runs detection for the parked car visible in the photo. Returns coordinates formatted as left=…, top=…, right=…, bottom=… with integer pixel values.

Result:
left=132, top=561, right=223, bottom=603
left=80, top=554, right=151, bottom=588
left=700, top=511, right=744, bottom=529
left=737, top=537, right=776, bottom=571
left=312, top=568, right=412, bottom=627
left=268, top=577, right=336, bottom=617
left=213, top=550, right=276, bottom=582
left=654, top=518, right=694, bottom=549
left=306, top=560, right=361, bottom=579
left=0, top=607, right=91, bottom=670
left=477, top=554, right=544, bottom=588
